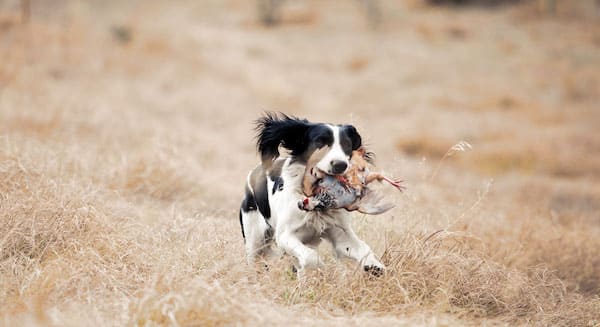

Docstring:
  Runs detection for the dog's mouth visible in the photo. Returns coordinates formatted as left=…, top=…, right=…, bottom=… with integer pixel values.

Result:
left=310, top=167, right=350, bottom=189
left=315, top=167, right=348, bottom=182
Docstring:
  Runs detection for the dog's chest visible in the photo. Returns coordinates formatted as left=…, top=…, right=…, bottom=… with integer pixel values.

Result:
left=296, top=211, right=341, bottom=244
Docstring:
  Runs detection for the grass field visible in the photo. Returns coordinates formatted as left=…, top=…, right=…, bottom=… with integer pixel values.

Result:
left=1, top=0, right=600, bottom=325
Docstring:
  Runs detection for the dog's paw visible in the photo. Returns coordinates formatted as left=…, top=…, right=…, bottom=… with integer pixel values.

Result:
left=363, top=265, right=385, bottom=277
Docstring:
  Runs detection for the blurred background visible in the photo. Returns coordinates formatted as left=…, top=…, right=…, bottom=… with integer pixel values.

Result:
left=2, top=0, right=598, bottom=216
left=1, top=0, right=599, bottom=325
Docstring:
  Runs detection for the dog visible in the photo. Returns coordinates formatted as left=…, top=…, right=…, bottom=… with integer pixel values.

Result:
left=239, top=113, right=385, bottom=275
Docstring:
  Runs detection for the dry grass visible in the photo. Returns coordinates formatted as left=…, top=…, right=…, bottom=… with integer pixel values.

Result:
left=1, top=0, right=600, bottom=326
left=398, top=134, right=600, bottom=179
left=397, top=136, right=452, bottom=160
left=0, top=140, right=148, bottom=317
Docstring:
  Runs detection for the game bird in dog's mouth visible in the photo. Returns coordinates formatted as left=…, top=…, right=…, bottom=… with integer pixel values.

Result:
left=299, top=146, right=404, bottom=214
left=239, top=113, right=403, bottom=275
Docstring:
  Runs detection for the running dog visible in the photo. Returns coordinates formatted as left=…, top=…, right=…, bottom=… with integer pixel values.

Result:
left=239, top=113, right=386, bottom=275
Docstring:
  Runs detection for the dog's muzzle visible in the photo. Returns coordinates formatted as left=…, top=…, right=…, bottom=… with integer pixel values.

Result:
left=330, top=160, right=348, bottom=175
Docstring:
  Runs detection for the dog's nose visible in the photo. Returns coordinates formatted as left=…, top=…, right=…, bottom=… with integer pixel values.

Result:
left=330, top=160, right=348, bottom=175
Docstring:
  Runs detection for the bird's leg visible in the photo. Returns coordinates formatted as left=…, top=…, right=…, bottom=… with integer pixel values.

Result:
left=365, top=173, right=404, bottom=191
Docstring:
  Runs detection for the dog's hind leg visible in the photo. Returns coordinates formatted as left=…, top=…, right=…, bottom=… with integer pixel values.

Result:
left=240, top=166, right=277, bottom=267
left=240, top=209, right=272, bottom=265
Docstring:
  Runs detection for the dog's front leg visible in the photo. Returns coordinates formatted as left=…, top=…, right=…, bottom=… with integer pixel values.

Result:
left=276, top=229, right=322, bottom=271
left=325, top=214, right=385, bottom=276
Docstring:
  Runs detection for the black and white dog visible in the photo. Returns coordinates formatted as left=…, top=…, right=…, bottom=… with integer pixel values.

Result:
left=239, top=113, right=385, bottom=274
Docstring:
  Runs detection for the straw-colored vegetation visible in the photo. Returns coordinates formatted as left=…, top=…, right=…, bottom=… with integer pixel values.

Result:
left=1, top=0, right=599, bottom=325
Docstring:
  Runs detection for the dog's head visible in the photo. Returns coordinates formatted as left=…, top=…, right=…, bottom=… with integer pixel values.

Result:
left=255, top=113, right=363, bottom=175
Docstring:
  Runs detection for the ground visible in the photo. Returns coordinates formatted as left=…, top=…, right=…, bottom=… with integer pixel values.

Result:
left=1, top=0, right=599, bottom=326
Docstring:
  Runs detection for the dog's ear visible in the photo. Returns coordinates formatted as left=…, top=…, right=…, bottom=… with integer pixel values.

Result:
left=344, top=125, right=362, bottom=151
left=346, top=127, right=376, bottom=164
left=255, top=113, right=311, bottom=168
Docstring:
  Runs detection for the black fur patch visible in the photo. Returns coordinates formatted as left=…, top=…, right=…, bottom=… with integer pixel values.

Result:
left=268, top=158, right=286, bottom=195
left=295, top=124, right=334, bottom=164
left=248, top=166, right=271, bottom=219
left=240, top=185, right=257, bottom=240
left=239, top=209, right=245, bottom=239
left=339, top=125, right=362, bottom=155
left=272, top=176, right=284, bottom=194
left=241, top=186, right=257, bottom=212
left=255, top=113, right=311, bottom=168
left=267, top=158, right=285, bottom=181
